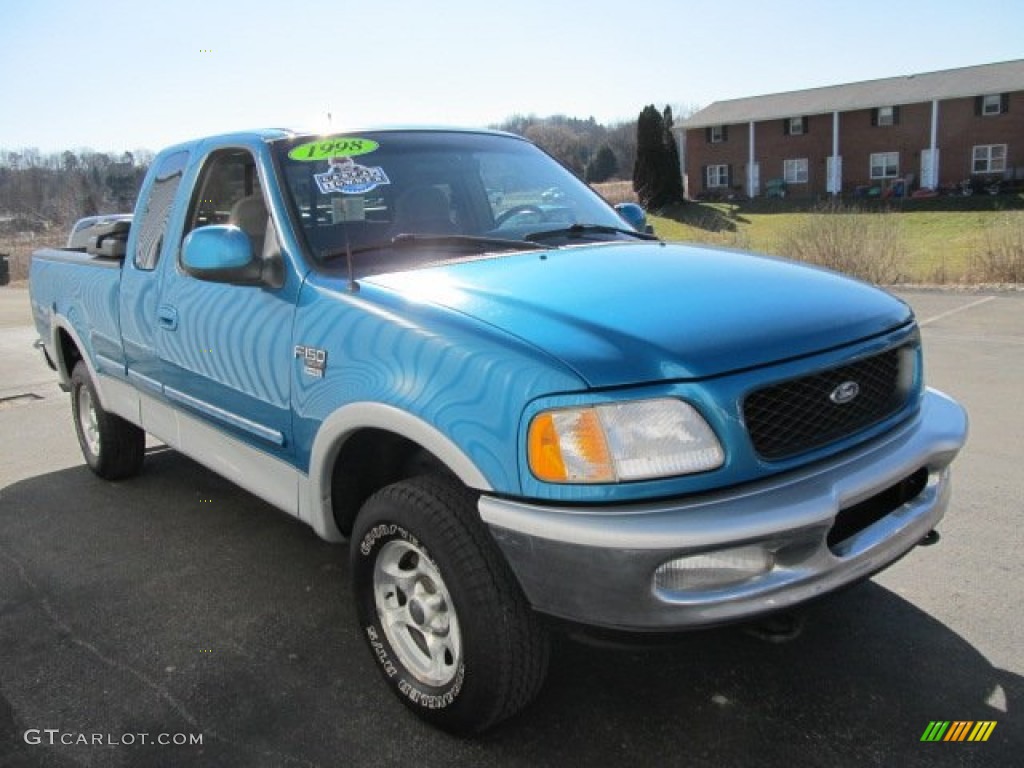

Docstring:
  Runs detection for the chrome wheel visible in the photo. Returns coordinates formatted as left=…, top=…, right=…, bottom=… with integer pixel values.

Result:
left=76, top=384, right=101, bottom=457
left=373, top=539, right=462, bottom=687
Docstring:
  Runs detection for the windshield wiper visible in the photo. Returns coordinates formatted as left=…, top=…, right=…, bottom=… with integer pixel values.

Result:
left=390, top=233, right=547, bottom=251
left=323, top=233, right=545, bottom=262
left=525, top=223, right=659, bottom=243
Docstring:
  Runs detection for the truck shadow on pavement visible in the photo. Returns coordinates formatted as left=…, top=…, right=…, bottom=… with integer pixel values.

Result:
left=0, top=449, right=1018, bottom=768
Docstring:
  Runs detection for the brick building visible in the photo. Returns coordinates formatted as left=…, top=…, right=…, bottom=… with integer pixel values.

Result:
left=680, top=60, right=1024, bottom=199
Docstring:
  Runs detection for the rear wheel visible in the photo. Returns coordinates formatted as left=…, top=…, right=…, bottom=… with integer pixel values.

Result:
left=351, top=475, right=549, bottom=733
left=70, top=361, right=145, bottom=480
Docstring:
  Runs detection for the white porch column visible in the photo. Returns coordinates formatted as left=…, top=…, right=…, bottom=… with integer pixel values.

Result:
left=924, top=99, right=940, bottom=189
left=747, top=121, right=756, bottom=197
left=675, top=127, right=688, bottom=199
left=828, top=111, right=841, bottom=195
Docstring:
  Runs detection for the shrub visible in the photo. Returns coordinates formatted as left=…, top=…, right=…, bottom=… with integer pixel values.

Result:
left=971, top=212, right=1024, bottom=283
left=775, top=204, right=903, bottom=284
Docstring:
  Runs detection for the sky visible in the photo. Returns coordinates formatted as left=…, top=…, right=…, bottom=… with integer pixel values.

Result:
left=1, top=0, right=1023, bottom=154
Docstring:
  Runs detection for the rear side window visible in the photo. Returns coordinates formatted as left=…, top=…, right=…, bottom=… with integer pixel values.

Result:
left=134, top=150, right=189, bottom=270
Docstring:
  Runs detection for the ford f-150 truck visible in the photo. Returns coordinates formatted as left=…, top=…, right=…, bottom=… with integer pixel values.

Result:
left=30, top=128, right=967, bottom=733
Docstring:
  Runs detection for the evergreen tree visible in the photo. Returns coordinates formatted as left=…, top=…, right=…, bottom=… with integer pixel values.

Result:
left=632, top=105, right=663, bottom=208
left=585, top=145, right=618, bottom=183
left=661, top=106, right=684, bottom=202
left=632, top=104, right=684, bottom=209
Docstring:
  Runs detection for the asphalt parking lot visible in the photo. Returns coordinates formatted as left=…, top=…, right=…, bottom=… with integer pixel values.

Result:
left=0, top=285, right=1020, bottom=767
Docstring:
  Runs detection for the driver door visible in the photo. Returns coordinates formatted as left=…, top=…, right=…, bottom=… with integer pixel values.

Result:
left=156, top=147, right=295, bottom=461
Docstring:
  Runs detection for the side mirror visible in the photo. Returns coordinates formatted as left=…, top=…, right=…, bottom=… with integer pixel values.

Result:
left=181, top=225, right=266, bottom=285
left=615, top=202, right=652, bottom=234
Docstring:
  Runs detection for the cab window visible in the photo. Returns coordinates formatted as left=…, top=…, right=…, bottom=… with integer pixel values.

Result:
left=185, top=149, right=269, bottom=260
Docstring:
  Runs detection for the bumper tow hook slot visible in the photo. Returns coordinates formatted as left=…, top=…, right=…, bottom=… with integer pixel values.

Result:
left=919, top=529, right=941, bottom=547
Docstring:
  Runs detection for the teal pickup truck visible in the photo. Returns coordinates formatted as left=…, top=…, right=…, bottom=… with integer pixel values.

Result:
left=30, top=128, right=967, bottom=733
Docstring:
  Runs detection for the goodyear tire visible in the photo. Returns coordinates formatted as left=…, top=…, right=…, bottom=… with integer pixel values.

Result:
left=70, top=361, right=145, bottom=480
left=351, top=475, right=549, bottom=733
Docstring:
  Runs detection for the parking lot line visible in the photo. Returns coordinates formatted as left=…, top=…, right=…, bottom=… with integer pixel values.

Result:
left=918, top=296, right=996, bottom=327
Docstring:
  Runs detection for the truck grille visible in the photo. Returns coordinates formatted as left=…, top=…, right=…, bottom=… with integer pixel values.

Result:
left=744, top=345, right=912, bottom=461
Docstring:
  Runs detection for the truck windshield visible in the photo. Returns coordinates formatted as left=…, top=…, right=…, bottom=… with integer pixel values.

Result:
left=272, top=130, right=640, bottom=275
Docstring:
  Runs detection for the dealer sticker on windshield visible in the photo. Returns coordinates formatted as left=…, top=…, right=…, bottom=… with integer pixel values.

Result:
left=288, top=137, right=379, bottom=161
left=314, top=157, right=391, bottom=195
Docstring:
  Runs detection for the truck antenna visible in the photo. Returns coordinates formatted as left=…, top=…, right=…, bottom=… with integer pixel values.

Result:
left=342, top=216, right=358, bottom=293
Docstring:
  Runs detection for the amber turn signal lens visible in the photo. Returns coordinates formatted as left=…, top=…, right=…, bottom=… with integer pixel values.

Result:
left=528, top=412, right=567, bottom=482
left=527, top=409, right=615, bottom=483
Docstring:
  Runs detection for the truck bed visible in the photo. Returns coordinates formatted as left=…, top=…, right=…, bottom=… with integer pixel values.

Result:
left=29, top=247, right=125, bottom=382
left=32, top=247, right=124, bottom=269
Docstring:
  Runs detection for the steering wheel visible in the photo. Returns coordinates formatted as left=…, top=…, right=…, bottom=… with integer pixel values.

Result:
left=494, top=205, right=545, bottom=228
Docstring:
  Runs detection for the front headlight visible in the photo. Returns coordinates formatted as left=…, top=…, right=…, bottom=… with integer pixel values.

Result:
left=527, top=398, right=724, bottom=484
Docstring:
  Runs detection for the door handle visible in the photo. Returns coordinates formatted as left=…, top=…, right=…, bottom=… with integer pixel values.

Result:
left=157, top=304, right=179, bottom=331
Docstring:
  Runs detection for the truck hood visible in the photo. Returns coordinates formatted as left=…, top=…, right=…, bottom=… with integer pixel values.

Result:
left=365, top=242, right=914, bottom=387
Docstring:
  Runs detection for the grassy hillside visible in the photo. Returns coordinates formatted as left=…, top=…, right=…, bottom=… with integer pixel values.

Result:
left=5, top=191, right=1022, bottom=287
left=644, top=196, right=1024, bottom=284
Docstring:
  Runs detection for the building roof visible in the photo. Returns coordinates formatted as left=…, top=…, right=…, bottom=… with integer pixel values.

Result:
left=682, top=59, right=1024, bottom=129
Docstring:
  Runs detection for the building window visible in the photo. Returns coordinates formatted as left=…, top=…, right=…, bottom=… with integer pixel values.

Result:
left=707, top=125, right=727, bottom=143
left=706, top=164, right=730, bottom=188
left=973, top=144, right=1007, bottom=173
left=870, top=152, right=899, bottom=179
left=977, top=93, right=1009, bottom=116
left=785, top=117, right=806, bottom=135
left=784, top=158, right=808, bottom=184
left=873, top=106, right=900, bottom=126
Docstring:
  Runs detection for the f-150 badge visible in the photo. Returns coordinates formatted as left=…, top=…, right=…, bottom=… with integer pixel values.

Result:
left=295, top=345, right=327, bottom=378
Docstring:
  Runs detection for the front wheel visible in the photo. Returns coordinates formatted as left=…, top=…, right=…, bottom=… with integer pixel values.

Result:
left=351, top=475, right=549, bottom=734
left=70, top=361, right=145, bottom=480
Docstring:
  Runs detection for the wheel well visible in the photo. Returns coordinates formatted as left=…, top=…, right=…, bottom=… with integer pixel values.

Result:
left=330, top=429, right=454, bottom=537
left=57, top=327, right=82, bottom=378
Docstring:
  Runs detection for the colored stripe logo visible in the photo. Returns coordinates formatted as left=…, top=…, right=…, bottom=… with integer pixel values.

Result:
left=921, top=721, right=997, bottom=742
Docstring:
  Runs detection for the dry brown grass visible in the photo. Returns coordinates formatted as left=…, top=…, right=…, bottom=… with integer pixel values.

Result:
left=1, top=232, right=65, bottom=283
left=970, top=212, right=1024, bottom=283
left=591, top=181, right=637, bottom=205
left=773, top=204, right=904, bottom=284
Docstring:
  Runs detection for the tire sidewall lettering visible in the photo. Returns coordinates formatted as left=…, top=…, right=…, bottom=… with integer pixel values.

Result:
left=359, top=522, right=420, bottom=557
left=397, top=663, right=465, bottom=709
left=364, top=625, right=399, bottom=679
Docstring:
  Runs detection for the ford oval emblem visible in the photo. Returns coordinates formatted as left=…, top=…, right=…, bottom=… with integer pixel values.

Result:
left=830, top=380, right=861, bottom=405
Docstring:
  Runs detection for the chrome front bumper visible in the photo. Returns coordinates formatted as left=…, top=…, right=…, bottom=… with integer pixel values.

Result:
left=479, top=388, right=967, bottom=631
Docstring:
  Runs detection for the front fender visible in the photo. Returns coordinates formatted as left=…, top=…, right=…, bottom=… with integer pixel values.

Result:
left=301, top=402, right=492, bottom=542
